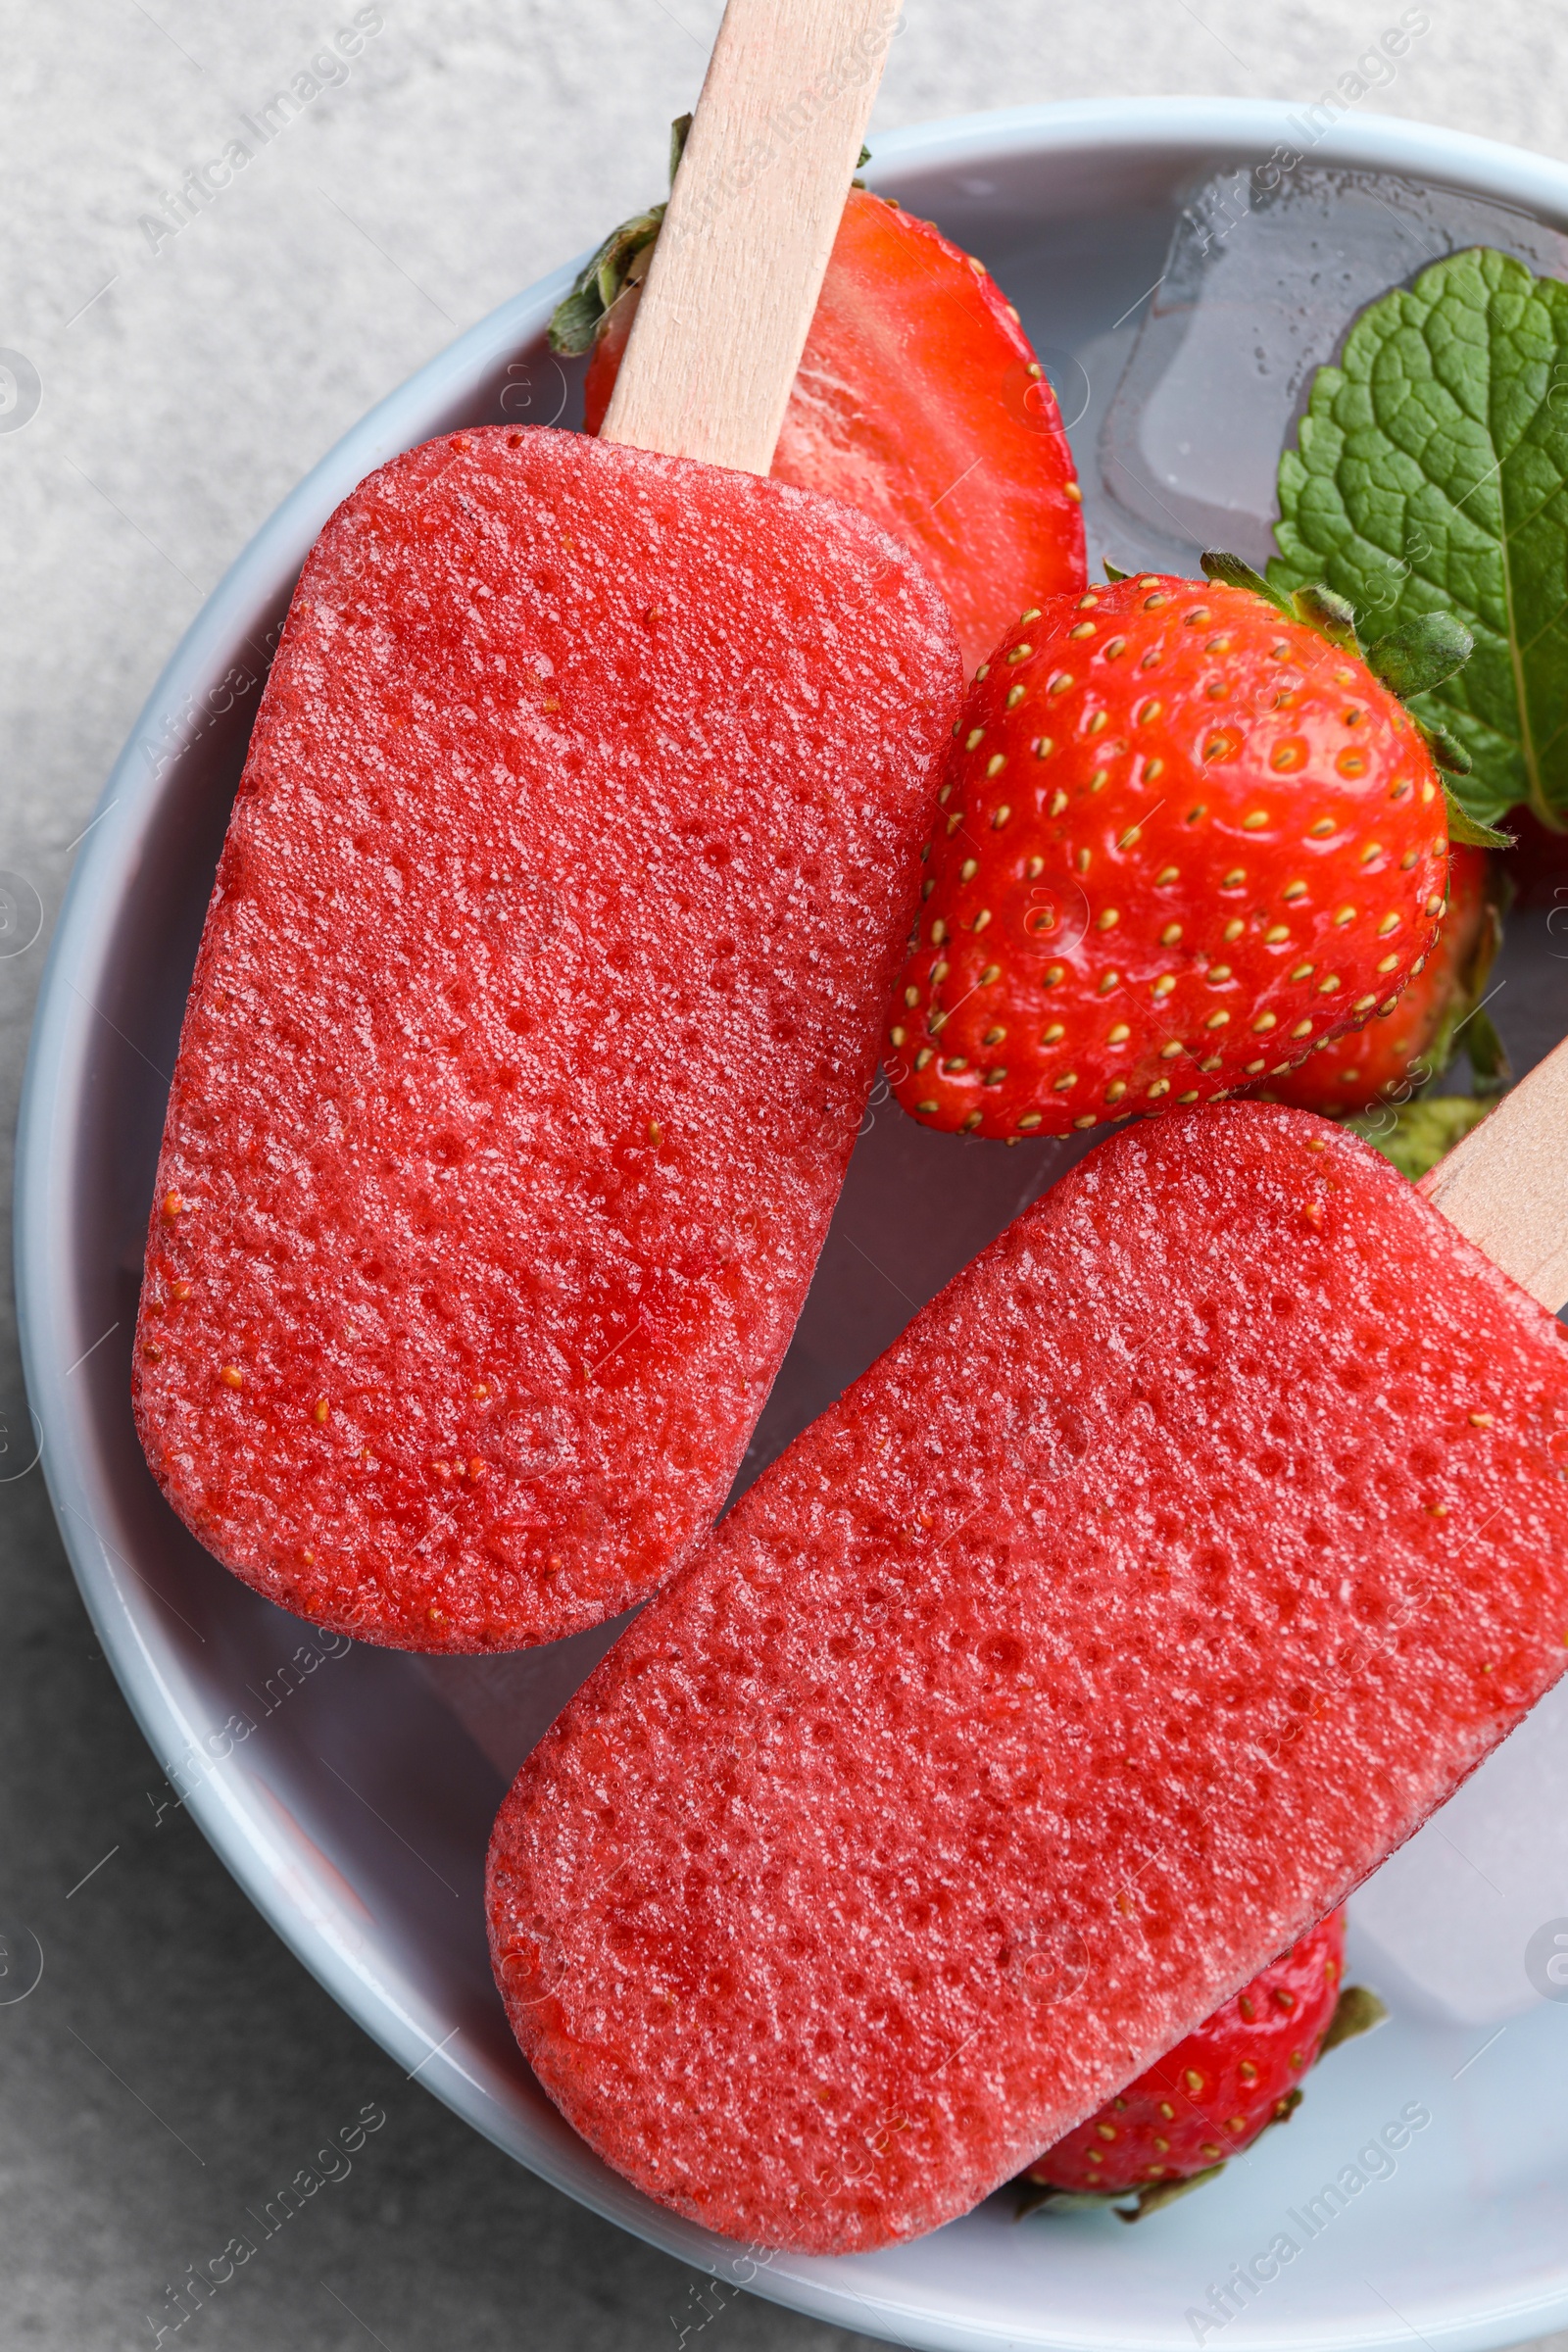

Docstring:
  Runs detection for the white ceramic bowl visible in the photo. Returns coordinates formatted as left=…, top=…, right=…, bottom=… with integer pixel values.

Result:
left=18, top=99, right=1568, bottom=2352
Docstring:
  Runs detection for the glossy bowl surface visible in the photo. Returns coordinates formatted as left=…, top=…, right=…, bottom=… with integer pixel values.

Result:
left=18, top=98, right=1568, bottom=2352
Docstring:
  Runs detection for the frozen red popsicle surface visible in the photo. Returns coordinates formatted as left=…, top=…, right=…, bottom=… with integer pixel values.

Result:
left=134, top=0, right=956, bottom=1648
left=133, top=425, right=958, bottom=1648
left=488, top=1098, right=1568, bottom=2250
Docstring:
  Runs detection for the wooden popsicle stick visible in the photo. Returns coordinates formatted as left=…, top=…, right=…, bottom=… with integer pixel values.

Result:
left=1420, top=1033, right=1568, bottom=1312
left=600, top=0, right=901, bottom=475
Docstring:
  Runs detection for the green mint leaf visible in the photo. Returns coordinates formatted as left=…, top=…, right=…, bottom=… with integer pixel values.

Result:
left=1102, top=559, right=1133, bottom=583
left=1270, top=247, right=1568, bottom=832
left=1365, top=612, right=1474, bottom=700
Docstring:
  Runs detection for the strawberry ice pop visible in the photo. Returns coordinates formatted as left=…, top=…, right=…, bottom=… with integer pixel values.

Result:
left=488, top=1079, right=1568, bottom=2251
left=133, top=0, right=956, bottom=1650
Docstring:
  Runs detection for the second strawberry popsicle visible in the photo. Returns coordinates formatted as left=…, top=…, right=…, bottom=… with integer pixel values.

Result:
left=489, top=1093, right=1568, bottom=2248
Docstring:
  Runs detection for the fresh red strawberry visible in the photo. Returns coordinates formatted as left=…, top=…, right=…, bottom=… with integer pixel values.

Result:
left=558, top=166, right=1086, bottom=671
left=1262, top=846, right=1503, bottom=1117
left=886, top=567, right=1469, bottom=1141
left=1019, top=1910, right=1383, bottom=2220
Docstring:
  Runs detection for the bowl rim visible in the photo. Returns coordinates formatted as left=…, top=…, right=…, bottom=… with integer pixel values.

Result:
left=18, top=95, right=1568, bottom=2352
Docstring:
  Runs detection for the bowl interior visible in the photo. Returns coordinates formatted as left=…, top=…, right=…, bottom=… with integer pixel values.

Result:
left=18, top=101, right=1568, bottom=2352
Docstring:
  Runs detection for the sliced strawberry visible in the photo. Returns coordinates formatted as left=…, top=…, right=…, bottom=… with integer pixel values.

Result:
left=886, top=569, right=1462, bottom=1141
left=1020, top=1909, right=1385, bottom=2221
left=564, top=177, right=1087, bottom=670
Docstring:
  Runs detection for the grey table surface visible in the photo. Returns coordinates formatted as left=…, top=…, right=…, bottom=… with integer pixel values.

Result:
left=4, top=3, right=1568, bottom=2346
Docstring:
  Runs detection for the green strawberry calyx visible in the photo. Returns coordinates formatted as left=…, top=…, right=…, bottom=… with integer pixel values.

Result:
left=1194, top=553, right=1511, bottom=852
left=548, top=206, right=664, bottom=356
left=1349, top=1093, right=1495, bottom=1180
left=1015, top=1981, right=1389, bottom=2226
left=547, top=114, right=692, bottom=356
left=548, top=119, right=870, bottom=356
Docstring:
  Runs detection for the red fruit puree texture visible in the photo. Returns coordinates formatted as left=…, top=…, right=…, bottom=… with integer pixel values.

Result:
left=489, top=1103, right=1568, bottom=2253
left=134, top=426, right=960, bottom=1652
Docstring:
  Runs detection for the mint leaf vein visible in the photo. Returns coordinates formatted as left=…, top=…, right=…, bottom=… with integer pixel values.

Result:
left=1270, top=247, right=1568, bottom=829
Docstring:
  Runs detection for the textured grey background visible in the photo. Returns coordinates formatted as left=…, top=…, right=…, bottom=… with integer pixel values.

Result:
left=3, top=3, right=1568, bottom=2347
